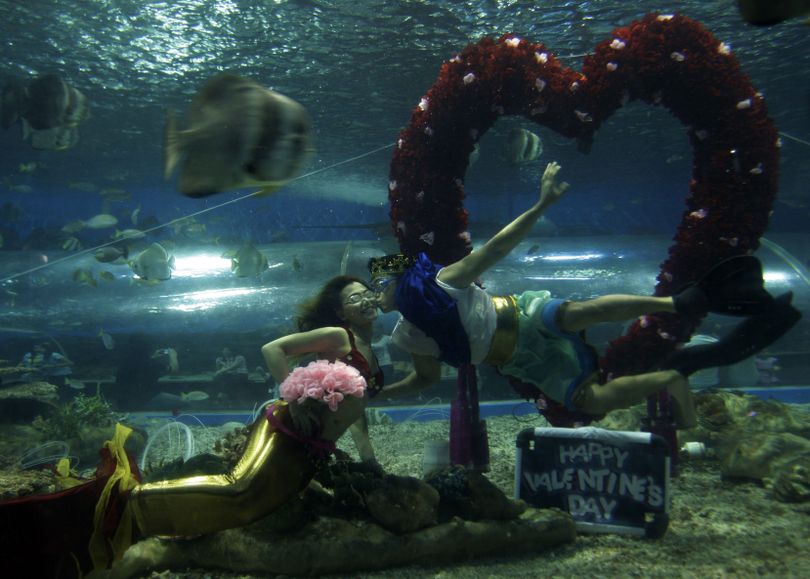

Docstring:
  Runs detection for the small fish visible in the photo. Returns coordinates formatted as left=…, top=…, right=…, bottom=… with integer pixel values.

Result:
left=67, top=181, right=97, bottom=192
left=129, top=242, right=175, bottom=281
left=66, top=379, right=85, bottom=390
left=292, top=255, right=303, bottom=272
left=98, top=271, right=115, bottom=282
left=114, top=228, right=146, bottom=240
left=98, top=328, right=115, bottom=350
left=164, top=72, right=314, bottom=197
left=62, top=236, right=82, bottom=251
left=83, top=213, right=118, bottom=229
left=181, top=390, right=210, bottom=402
left=19, top=162, right=39, bottom=173
left=131, top=205, right=141, bottom=226
left=665, top=154, right=684, bottom=164
left=72, top=268, right=97, bottom=287
left=94, top=246, right=128, bottom=263
left=62, top=220, right=86, bottom=234
left=7, top=184, right=32, bottom=194
left=507, top=128, right=543, bottom=165
left=177, top=221, right=206, bottom=238
left=526, top=244, right=540, bottom=255
left=228, top=244, right=268, bottom=277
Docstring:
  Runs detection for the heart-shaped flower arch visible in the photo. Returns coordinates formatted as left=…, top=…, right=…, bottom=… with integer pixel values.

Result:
left=388, top=13, right=779, bottom=379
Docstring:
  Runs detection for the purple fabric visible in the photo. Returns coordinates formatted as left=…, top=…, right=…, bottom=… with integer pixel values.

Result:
left=450, top=364, right=490, bottom=471
left=395, top=252, right=471, bottom=367
left=265, top=403, right=336, bottom=459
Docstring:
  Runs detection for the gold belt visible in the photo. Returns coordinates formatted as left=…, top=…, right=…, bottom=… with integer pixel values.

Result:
left=484, top=295, right=518, bottom=366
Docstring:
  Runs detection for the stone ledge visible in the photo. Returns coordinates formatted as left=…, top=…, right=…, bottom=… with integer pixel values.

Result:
left=110, top=507, right=575, bottom=577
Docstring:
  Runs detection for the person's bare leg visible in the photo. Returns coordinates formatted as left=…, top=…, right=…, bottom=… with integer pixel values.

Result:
left=664, top=376, right=697, bottom=429
left=559, top=295, right=675, bottom=334
left=574, top=369, right=696, bottom=429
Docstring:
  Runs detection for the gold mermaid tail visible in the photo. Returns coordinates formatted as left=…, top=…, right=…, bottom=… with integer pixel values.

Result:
left=128, top=402, right=316, bottom=537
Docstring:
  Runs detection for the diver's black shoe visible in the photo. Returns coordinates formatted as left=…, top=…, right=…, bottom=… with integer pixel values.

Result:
left=673, top=255, right=774, bottom=317
left=665, top=292, right=801, bottom=377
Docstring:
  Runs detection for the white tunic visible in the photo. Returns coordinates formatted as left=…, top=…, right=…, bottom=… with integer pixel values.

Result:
left=391, top=269, right=497, bottom=364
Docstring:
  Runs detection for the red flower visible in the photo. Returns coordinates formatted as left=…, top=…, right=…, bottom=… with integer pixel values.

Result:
left=389, top=13, right=777, bottom=377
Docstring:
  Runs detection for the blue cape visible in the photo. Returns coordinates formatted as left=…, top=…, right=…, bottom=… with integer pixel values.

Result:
left=395, top=253, right=471, bottom=367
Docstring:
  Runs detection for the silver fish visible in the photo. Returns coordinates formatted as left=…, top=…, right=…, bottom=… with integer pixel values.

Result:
left=164, top=73, right=314, bottom=197
left=130, top=242, right=175, bottom=281
left=114, top=228, right=146, bottom=240
left=227, top=244, right=268, bottom=277
left=83, top=214, right=118, bottom=229
left=507, top=128, right=543, bottom=165
left=181, top=390, right=210, bottom=402
left=98, top=329, right=115, bottom=350
left=94, top=246, right=128, bottom=263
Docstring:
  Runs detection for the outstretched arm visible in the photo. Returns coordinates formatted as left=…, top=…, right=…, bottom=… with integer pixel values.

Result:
left=439, top=161, right=569, bottom=289
left=381, top=353, right=442, bottom=399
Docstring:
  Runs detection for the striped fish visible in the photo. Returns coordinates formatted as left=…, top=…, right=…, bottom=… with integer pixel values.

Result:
left=507, top=127, right=543, bottom=165
left=164, top=73, right=314, bottom=198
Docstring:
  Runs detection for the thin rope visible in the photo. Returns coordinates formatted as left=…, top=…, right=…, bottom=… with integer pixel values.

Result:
left=0, top=142, right=395, bottom=284
left=779, top=131, right=810, bottom=148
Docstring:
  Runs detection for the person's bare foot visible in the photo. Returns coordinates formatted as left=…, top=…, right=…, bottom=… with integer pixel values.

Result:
left=666, top=375, right=697, bottom=429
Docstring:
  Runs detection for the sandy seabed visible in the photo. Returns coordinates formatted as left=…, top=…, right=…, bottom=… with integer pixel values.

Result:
left=138, top=410, right=810, bottom=579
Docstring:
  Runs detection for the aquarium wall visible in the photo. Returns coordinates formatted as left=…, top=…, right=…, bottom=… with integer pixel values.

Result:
left=1, top=234, right=808, bottom=403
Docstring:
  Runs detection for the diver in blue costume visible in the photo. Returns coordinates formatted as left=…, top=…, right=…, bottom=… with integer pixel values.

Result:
left=371, top=162, right=802, bottom=428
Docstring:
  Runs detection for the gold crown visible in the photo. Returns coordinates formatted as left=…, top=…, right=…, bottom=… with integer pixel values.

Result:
left=368, top=254, right=415, bottom=278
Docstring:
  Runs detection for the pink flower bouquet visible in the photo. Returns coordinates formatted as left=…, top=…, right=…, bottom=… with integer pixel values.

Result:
left=279, top=359, right=367, bottom=411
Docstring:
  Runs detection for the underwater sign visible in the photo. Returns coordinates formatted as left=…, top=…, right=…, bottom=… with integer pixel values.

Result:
left=515, top=427, right=670, bottom=537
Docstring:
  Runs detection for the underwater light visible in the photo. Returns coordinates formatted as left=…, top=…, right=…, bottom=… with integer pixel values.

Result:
left=763, top=270, right=789, bottom=283
left=523, top=253, right=604, bottom=263
left=171, top=253, right=231, bottom=279
left=540, top=253, right=604, bottom=262
left=165, top=287, right=271, bottom=313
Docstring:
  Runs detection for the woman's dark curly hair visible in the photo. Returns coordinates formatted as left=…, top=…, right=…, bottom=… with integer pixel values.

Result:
left=295, top=275, right=370, bottom=332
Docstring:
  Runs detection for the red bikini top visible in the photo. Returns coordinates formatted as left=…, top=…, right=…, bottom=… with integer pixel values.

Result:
left=339, top=328, right=385, bottom=398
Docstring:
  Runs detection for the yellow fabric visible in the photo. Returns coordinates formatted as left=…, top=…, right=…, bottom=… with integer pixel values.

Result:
left=54, top=457, right=84, bottom=489
left=128, top=402, right=316, bottom=537
left=484, top=295, right=519, bottom=366
left=88, top=423, right=139, bottom=571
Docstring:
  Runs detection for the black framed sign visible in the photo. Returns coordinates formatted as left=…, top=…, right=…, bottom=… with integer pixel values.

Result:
left=515, top=426, right=670, bottom=537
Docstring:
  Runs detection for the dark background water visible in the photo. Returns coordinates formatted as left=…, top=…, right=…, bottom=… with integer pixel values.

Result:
left=0, top=0, right=808, bottom=244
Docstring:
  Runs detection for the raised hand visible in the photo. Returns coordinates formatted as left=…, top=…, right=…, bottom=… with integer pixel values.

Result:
left=539, top=161, right=570, bottom=208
